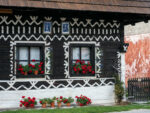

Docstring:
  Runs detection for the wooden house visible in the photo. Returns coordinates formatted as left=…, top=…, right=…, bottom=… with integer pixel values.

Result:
left=0, top=0, right=150, bottom=108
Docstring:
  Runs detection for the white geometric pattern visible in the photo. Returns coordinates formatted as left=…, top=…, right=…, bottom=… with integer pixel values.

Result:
left=0, top=78, right=114, bottom=91
left=0, top=35, right=120, bottom=42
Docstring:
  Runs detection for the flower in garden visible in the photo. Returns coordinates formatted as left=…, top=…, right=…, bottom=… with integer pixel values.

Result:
left=20, top=104, right=22, bottom=107
left=60, top=96, right=63, bottom=99
left=22, top=96, right=25, bottom=98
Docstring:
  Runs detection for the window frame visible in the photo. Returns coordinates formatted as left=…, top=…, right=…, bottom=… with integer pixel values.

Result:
left=69, top=43, right=95, bottom=77
left=15, top=43, right=45, bottom=78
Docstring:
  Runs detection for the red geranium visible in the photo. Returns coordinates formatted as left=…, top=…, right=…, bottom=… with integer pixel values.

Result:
left=40, top=71, right=44, bottom=74
left=40, top=62, right=43, bottom=65
left=19, top=96, right=37, bottom=108
left=32, top=59, right=36, bottom=62
left=76, top=95, right=91, bottom=106
left=73, top=60, right=95, bottom=75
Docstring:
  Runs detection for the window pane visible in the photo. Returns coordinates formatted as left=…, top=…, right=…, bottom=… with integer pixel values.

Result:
left=19, top=47, right=28, bottom=60
left=30, top=47, right=40, bottom=60
left=81, top=47, right=90, bottom=60
left=31, top=61, right=40, bottom=65
left=19, top=61, right=28, bottom=66
left=72, top=47, right=80, bottom=60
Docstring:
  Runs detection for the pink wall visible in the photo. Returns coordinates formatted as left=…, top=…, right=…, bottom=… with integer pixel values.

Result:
left=125, top=34, right=150, bottom=86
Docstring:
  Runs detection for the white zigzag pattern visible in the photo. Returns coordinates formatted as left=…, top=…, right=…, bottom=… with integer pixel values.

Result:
left=0, top=16, right=43, bottom=25
left=71, top=18, right=120, bottom=28
left=0, top=35, right=120, bottom=42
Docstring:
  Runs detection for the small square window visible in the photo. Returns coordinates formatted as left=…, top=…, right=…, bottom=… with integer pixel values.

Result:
left=15, top=44, right=45, bottom=78
left=70, top=44, right=95, bottom=77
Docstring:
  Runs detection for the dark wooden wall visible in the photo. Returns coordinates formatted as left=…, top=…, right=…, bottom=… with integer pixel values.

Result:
left=0, top=9, right=123, bottom=80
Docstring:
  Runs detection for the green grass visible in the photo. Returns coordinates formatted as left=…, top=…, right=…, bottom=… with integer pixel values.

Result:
left=1, top=104, right=150, bottom=113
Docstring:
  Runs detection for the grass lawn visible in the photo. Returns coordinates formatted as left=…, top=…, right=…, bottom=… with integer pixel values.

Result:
left=1, top=104, right=150, bottom=113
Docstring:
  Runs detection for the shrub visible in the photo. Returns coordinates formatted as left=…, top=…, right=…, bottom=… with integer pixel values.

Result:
left=114, top=75, right=124, bottom=104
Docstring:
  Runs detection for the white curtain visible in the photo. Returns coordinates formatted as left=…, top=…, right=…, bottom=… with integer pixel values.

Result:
left=19, top=47, right=40, bottom=65
left=19, top=47, right=28, bottom=66
left=30, top=47, right=40, bottom=65
left=81, top=47, right=90, bottom=60
left=72, top=47, right=79, bottom=60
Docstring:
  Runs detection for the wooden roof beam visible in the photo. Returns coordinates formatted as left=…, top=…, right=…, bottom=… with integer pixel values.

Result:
left=0, top=8, right=13, bottom=14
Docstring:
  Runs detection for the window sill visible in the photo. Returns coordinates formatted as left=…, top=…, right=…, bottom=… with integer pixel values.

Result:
left=69, top=76, right=96, bottom=79
left=15, top=74, right=45, bottom=79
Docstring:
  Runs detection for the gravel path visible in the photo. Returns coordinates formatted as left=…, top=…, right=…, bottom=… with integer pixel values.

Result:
left=109, top=109, right=150, bottom=113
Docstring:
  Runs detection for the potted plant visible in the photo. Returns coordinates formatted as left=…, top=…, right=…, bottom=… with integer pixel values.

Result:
left=29, top=60, right=44, bottom=75
left=39, top=98, right=47, bottom=108
left=46, top=97, right=56, bottom=108
left=20, top=96, right=37, bottom=108
left=18, top=65, right=29, bottom=75
left=56, top=96, right=63, bottom=108
left=73, top=60, right=95, bottom=75
left=63, top=97, right=74, bottom=107
left=75, top=95, right=91, bottom=106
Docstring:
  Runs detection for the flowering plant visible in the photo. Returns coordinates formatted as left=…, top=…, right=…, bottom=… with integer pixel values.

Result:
left=18, top=60, right=44, bottom=75
left=39, top=98, right=47, bottom=104
left=46, top=97, right=56, bottom=104
left=75, top=95, right=92, bottom=106
left=73, top=60, right=95, bottom=75
left=56, top=96, right=63, bottom=103
left=20, top=96, right=37, bottom=108
left=62, top=97, right=74, bottom=104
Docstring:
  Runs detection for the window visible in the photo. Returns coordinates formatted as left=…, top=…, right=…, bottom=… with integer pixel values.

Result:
left=15, top=44, right=45, bottom=78
left=70, top=44, right=95, bottom=77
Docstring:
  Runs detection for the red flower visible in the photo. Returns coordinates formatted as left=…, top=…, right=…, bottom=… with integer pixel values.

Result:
left=81, top=60, right=85, bottom=64
left=82, top=71, right=86, bottom=74
left=40, top=71, right=44, bottom=74
left=38, top=65, right=41, bottom=68
left=28, top=97, right=31, bottom=100
left=92, top=71, right=95, bottom=74
left=29, top=64, right=32, bottom=67
left=22, top=96, right=25, bottom=98
left=32, top=65, right=35, bottom=68
left=32, top=59, right=36, bottom=62
left=73, top=68, right=77, bottom=72
left=76, top=59, right=80, bottom=63
left=75, top=96, right=78, bottom=98
left=60, top=96, right=63, bottom=99
left=21, top=72, right=25, bottom=75
left=32, top=97, right=36, bottom=100
left=40, top=101, right=42, bottom=104
left=19, top=65, right=22, bottom=68
left=20, top=104, right=22, bottom=107
left=39, top=68, right=42, bottom=71
left=88, top=69, right=92, bottom=72
left=28, top=70, right=32, bottom=73
left=40, top=62, right=43, bottom=65
left=30, top=104, right=34, bottom=107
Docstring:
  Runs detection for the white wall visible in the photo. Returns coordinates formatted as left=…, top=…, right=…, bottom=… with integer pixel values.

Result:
left=0, top=86, right=115, bottom=109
